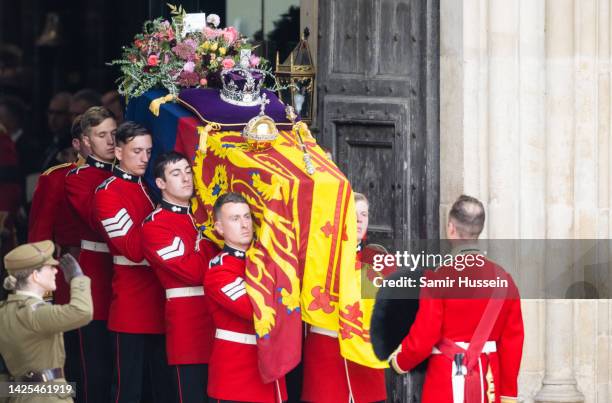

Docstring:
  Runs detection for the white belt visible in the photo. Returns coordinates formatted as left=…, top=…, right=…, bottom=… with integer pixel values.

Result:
left=310, top=326, right=338, bottom=338
left=165, top=286, right=204, bottom=299
left=431, top=341, right=497, bottom=355
left=432, top=341, right=497, bottom=403
left=215, top=329, right=256, bottom=345
left=81, top=240, right=109, bottom=253
left=113, top=256, right=149, bottom=266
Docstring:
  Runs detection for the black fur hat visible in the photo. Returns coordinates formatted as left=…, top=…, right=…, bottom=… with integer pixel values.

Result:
left=370, top=268, right=423, bottom=361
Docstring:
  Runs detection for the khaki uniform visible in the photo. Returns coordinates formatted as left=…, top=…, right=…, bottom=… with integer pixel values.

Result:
left=0, top=276, right=93, bottom=402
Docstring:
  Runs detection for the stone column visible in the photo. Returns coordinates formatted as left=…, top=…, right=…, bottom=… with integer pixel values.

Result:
left=534, top=0, right=584, bottom=401
left=487, top=0, right=519, bottom=240
left=439, top=0, right=467, bottom=230
left=517, top=1, right=546, bottom=398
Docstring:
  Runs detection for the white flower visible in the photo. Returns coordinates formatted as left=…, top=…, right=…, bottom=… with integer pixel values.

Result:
left=207, top=14, right=221, bottom=28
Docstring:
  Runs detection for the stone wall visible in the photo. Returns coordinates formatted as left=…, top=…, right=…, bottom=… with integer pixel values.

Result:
left=440, top=0, right=612, bottom=401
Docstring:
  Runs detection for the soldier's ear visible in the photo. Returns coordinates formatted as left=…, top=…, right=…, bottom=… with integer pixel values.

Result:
left=29, top=269, right=41, bottom=285
left=155, top=177, right=165, bottom=190
left=446, top=219, right=457, bottom=239
left=115, top=146, right=122, bottom=161
left=81, top=134, right=91, bottom=149
left=214, top=220, right=224, bottom=237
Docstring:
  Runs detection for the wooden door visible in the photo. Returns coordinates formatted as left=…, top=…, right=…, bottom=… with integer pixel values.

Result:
left=316, top=0, right=440, bottom=401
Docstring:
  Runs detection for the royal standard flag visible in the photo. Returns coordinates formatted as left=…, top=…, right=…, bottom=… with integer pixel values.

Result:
left=127, top=89, right=386, bottom=384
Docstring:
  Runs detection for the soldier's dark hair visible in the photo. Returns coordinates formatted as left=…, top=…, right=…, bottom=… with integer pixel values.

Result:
left=71, top=115, right=83, bottom=140
left=114, top=121, right=150, bottom=146
left=213, top=192, right=249, bottom=220
left=72, top=88, right=102, bottom=108
left=153, top=151, right=189, bottom=180
left=449, top=195, right=485, bottom=239
left=80, top=106, right=114, bottom=136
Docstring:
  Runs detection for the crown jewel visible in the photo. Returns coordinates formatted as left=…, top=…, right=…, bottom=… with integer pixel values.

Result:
left=220, top=49, right=264, bottom=107
left=242, top=93, right=279, bottom=151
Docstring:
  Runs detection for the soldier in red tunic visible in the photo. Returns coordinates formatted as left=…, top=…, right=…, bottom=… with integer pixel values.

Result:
left=29, top=116, right=90, bottom=302
left=389, top=195, right=524, bottom=403
left=204, top=192, right=287, bottom=403
left=93, top=121, right=174, bottom=403
left=301, top=192, right=387, bottom=403
left=142, top=151, right=218, bottom=402
left=64, top=107, right=117, bottom=403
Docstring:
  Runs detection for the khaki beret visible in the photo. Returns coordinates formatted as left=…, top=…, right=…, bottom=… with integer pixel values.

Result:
left=3, top=240, right=59, bottom=274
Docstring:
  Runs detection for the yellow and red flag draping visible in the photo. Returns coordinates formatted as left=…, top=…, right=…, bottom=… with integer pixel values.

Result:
left=191, top=128, right=388, bottom=378
left=125, top=89, right=387, bottom=382
left=192, top=128, right=314, bottom=382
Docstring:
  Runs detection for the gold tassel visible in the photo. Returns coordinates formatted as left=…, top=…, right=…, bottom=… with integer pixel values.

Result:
left=196, top=123, right=220, bottom=154
left=292, top=121, right=313, bottom=139
left=290, top=121, right=315, bottom=175
left=148, top=94, right=176, bottom=116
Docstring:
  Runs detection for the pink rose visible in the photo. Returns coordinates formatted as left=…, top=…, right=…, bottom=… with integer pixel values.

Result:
left=147, top=54, right=159, bottom=66
left=183, top=61, right=195, bottom=73
left=199, top=78, right=208, bottom=86
left=221, top=58, right=235, bottom=70
left=222, top=27, right=239, bottom=45
left=204, top=27, right=221, bottom=40
left=249, top=55, right=261, bottom=67
left=183, top=38, right=197, bottom=49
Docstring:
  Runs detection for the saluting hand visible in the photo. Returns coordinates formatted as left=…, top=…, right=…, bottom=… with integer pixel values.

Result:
left=59, top=253, right=84, bottom=283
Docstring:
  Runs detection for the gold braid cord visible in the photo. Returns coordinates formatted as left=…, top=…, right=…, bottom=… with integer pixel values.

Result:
left=148, top=94, right=176, bottom=116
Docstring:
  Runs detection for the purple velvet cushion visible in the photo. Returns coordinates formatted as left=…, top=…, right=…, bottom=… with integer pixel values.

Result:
left=178, top=88, right=297, bottom=130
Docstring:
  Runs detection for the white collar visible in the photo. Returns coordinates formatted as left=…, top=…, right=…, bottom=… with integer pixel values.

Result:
left=15, top=290, right=43, bottom=300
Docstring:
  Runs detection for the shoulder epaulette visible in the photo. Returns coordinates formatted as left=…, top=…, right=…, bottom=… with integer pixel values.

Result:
left=67, top=164, right=90, bottom=176
left=209, top=252, right=228, bottom=268
left=42, top=162, right=73, bottom=176
left=144, top=208, right=161, bottom=223
left=96, top=176, right=116, bottom=192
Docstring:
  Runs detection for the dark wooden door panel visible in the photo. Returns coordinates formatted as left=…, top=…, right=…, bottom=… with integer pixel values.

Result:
left=329, top=0, right=372, bottom=76
left=336, top=121, right=396, bottom=247
left=317, top=0, right=439, bottom=401
left=377, top=0, right=413, bottom=77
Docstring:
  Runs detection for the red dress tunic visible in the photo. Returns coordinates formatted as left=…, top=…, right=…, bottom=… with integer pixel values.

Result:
left=142, top=199, right=218, bottom=364
left=94, top=166, right=164, bottom=333
left=301, top=244, right=387, bottom=403
left=391, top=252, right=524, bottom=403
left=29, top=161, right=79, bottom=304
left=64, top=156, right=114, bottom=318
left=204, top=246, right=288, bottom=403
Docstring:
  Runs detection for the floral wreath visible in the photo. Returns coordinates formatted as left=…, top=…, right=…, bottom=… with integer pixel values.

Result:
left=109, top=4, right=272, bottom=100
